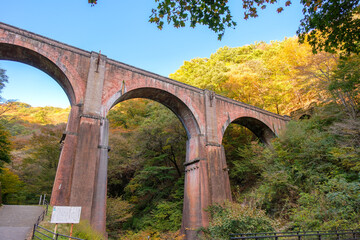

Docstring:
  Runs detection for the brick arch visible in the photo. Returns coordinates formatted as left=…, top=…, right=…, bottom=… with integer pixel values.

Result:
left=221, top=116, right=276, bottom=145
left=106, top=87, right=201, bottom=139
left=0, top=43, right=76, bottom=105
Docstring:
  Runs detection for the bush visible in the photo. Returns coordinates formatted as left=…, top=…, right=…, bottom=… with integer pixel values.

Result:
left=119, top=229, right=184, bottom=240
left=73, top=220, right=105, bottom=240
left=106, top=196, right=133, bottom=237
left=201, top=201, right=278, bottom=240
left=150, top=200, right=183, bottom=231
left=290, top=177, right=360, bottom=231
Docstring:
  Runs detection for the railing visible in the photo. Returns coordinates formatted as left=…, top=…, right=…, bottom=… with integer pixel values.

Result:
left=32, top=225, right=85, bottom=240
left=230, top=229, right=360, bottom=239
left=35, top=198, right=49, bottom=226
left=39, top=194, right=48, bottom=206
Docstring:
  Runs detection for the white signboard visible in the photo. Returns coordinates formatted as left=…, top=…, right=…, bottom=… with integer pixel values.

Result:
left=50, top=206, right=82, bottom=224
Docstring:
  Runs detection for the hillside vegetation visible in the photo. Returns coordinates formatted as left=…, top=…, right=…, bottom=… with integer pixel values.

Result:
left=0, top=102, right=68, bottom=204
left=0, top=37, right=359, bottom=239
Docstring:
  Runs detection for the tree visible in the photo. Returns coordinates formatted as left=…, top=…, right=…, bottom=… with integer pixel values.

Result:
left=89, top=0, right=359, bottom=54
left=0, top=67, right=13, bottom=114
left=297, top=0, right=360, bottom=55
left=328, top=54, right=360, bottom=119
left=0, top=168, right=24, bottom=204
left=17, top=124, right=64, bottom=202
left=170, top=38, right=338, bottom=115
left=0, top=124, right=11, bottom=168
left=0, top=67, right=8, bottom=100
left=0, top=68, right=17, bottom=117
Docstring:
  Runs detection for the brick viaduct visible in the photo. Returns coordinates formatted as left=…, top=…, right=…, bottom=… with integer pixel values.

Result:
left=0, top=22, right=290, bottom=239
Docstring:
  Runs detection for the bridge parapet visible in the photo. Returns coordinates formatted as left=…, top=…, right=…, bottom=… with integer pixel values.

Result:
left=0, top=22, right=91, bottom=57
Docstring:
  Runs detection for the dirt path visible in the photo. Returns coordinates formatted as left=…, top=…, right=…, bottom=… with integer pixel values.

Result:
left=0, top=205, right=44, bottom=240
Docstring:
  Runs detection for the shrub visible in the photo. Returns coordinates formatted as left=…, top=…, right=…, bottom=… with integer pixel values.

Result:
left=201, top=201, right=278, bottom=240
left=119, top=229, right=184, bottom=240
left=290, top=177, right=360, bottom=231
left=73, top=221, right=105, bottom=240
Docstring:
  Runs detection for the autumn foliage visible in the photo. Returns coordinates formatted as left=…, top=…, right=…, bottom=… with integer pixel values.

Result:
left=0, top=37, right=359, bottom=239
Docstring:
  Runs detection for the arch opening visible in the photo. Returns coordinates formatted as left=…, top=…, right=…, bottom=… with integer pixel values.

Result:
left=109, top=87, right=201, bottom=139
left=231, top=117, right=276, bottom=145
left=221, top=117, right=276, bottom=197
left=105, top=88, right=202, bottom=237
left=0, top=60, right=70, bottom=108
left=299, top=114, right=311, bottom=120
left=0, top=43, right=75, bottom=106
left=106, top=98, right=187, bottom=238
left=0, top=60, right=70, bottom=206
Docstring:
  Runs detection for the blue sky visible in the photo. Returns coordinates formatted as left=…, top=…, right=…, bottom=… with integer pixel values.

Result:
left=0, top=0, right=303, bottom=108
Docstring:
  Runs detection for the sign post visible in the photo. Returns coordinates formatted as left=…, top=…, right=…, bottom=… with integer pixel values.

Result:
left=51, top=206, right=82, bottom=239
left=69, top=223, right=74, bottom=240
